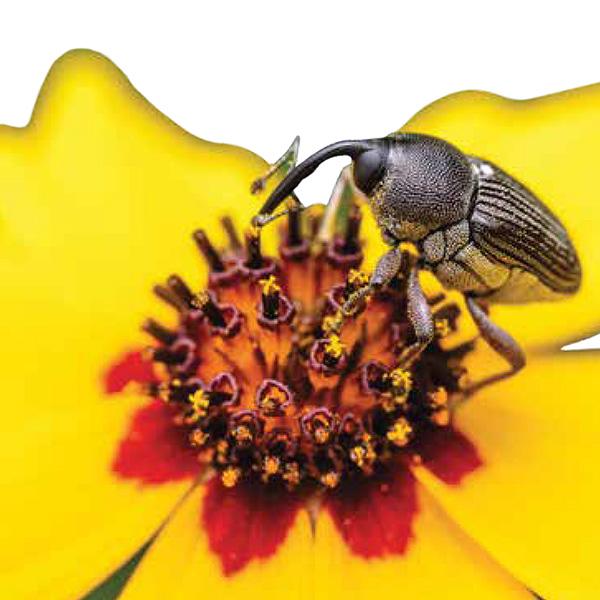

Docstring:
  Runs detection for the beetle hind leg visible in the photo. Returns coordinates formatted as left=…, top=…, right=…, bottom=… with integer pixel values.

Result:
left=464, top=295, right=526, bottom=396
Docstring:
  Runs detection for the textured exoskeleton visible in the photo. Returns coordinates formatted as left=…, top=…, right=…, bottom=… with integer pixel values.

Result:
left=252, top=133, right=582, bottom=391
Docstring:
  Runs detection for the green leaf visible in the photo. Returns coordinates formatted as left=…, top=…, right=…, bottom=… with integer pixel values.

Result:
left=80, top=542, right=150, bottom=600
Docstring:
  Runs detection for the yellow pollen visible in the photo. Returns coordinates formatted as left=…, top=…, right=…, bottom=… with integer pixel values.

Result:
left=350, top=445, right=367, bottom=467
left=321, top=471, right=340, bottom=488
left=234, top=425, right=252, bottom=442
left=283, top=462, right=300, bottom=486
left=322, top=312, right=343, bottom=335
left=435, top=318, right=451, bottom=338
left=431, top=408, right=451, bottom=426
left=386, top=367, right=412, bottom=394
left=158, top=382, right=171, bottom=402
left=314, top=426, right=330, bottom=444
left=221, top=466, right=241, bottom=488
left=324, top=334, right=345, bottom=359
left=429, top=386, right=448, bottom=408
left=189, top=429, right=208, bottom=446
left=387, top=418, right=413, bottom=447
left=263, top=455, right=280, bottom=475
left=193, top=290, right=210, bottom=309
left=347, top=269, right=369, bottom=287
left=189, top=389, right=210, bottom=414
left=260, top=274, right=281, bottom=296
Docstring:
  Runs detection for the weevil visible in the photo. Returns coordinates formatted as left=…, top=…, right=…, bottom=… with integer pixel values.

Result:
left=251, top=133, right=582, bottom=392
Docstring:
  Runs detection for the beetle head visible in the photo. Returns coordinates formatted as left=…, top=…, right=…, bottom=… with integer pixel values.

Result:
left=254, top=133, right=475, bottom=242
left=353, top=134, right=476, bottom=241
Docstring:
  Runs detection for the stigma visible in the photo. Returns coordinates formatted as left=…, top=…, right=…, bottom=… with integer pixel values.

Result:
left=140, top=205, right=475, bottom=491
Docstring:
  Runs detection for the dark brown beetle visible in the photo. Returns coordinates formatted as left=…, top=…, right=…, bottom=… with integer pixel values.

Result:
left=252, top=133, right=581, bottom=391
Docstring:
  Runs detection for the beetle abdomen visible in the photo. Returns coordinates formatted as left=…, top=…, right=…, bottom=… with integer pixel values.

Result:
left=469, top=158, right=581, bottom=297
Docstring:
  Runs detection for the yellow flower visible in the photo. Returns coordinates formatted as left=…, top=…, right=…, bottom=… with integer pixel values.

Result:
left=2, top=49, right=600, bottom=600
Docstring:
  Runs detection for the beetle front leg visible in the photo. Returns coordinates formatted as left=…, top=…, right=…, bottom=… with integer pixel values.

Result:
left=464, top=295, right=526, bottom=395
left=340, top=246, right=404, bottom=316
left=397, top=265, right=435, bottom=367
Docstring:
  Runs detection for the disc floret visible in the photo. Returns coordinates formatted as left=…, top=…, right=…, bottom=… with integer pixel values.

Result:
left=141, top=205, right=475, bottom=490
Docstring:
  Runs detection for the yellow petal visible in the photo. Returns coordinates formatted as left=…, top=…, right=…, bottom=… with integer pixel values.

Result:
left=402, top=85, right=600, bottom=349
left=0, top=393, right=193, bottom=600
left=413, top=350, right=600, bottom=598
left=121, top=477, right=528, bottom=599
left=120, top=484, right=315, bottom=600
left=0, top=49, right=268, bottom=418
left=0, top=50, right=271, bottom=598
left=314, top=483, right=529, bottom=600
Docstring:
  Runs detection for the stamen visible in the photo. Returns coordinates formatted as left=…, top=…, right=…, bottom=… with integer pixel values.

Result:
left=287, top=206, right=303, bottom=247
left=260, top=275, right=281, bottom=320
left=142, top=318, right=178, bottom=345
left=194, top=291, right=227, bottom=328
left=193, top=229, right=226, bottom=272
left=387, top=417, right=413, bottom=447
left=323, top=335, right=345, bottom=367
left=221, top=466, right=241, bottom=488
left=245, top=226, right=263, bottom=270
left=221, top=216, right=242, bottom=252
left=153, top=284, right=186, bottom=311
left=167, top=275, right=196, bottom=309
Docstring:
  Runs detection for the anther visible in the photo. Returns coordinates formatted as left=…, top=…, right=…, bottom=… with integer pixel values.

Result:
left=141, top=318, right=178, bottom=345
left=189, top=389, right=211, bottom=418
left=221, top=466, right=241, bottom=488
left=190, top=428, right=209, bottom=447
left=385, top=367, right=413, bottom=397
left=193, top=229, right=225, bottom=272
left=263, top=455, right=280, bottom=476
left=323, top=335, right=345, bottom=368
left=193, top=291, right=227, bottom=328
left=320, top=471, right=341, bottom=489
left=387, top=417, right=413, bottom=447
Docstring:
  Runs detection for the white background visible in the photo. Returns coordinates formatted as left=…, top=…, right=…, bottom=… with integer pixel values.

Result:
left=1, top=1, right=598, bottom=348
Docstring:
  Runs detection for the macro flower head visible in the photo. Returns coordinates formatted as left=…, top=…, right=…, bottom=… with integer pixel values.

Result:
left=2, top=50, right=600, bottom=600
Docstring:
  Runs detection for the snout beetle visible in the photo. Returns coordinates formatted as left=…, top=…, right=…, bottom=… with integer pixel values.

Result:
left=252, top=133, right=581, bottom=391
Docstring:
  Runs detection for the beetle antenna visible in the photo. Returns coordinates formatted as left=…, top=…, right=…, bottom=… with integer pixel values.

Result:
left=253, top=140, right=372, bottom=226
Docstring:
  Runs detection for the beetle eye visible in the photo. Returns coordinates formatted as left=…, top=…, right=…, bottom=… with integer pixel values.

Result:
left=352, top=148, right=386, bottom=196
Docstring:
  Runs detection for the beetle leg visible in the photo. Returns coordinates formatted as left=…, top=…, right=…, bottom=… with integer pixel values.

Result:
left=397, top=265, right=435, bottom=367
left=340, top=246, right=404, bottom=316
left=464, top=295, right=526, bottom=395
